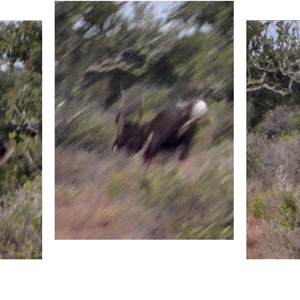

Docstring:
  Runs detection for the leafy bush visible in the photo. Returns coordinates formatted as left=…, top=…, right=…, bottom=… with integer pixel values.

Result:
left=257, top=106, right=293, bottom=138
left=280, top=192, right=299, bottom=230
left=0, top=176, right=42, bottom=259
left=135, top=149, right=233, bottom=239
left=211, top=101, right=233, bottom=145
left=0, top=21, right=42, bottom=259
left=106, top=169, right=133, bottom=200
left=251, top=190, right=265, bottom=220
left=56, top=109, right=115, bottom=155
left=247, top=133, right=264, bottom=178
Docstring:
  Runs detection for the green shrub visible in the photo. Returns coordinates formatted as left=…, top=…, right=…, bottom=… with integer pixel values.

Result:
left=247, top=134, right=263, bottom=178
left=106, top=170, right=131, bottom=200
left=210, top=101, right=233, bottom=145
left=251, top=190, right=265, bottom=220
left=256, top=106, right=300, bottom=139
left=257, top=106, right=293, bottom=138
left=280, top=192, right=299, bottom=230
left=0, top=176, right=42, bottom=259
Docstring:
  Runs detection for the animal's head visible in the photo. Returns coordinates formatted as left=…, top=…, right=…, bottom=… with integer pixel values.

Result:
left=112, top=118, right=147, bottom=155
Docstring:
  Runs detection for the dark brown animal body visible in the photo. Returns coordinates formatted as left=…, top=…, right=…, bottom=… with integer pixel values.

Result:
left=113, top=100, right=207, bottom=163
left=0, top=144, right=6, bottom=158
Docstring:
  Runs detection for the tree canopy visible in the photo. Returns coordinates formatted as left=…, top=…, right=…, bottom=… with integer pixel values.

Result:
left=247, top=21, right=300, bottom=128
left=55, top=1, right=233, bottom=111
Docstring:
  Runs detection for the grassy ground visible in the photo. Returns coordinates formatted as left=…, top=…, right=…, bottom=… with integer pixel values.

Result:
left=56, top=143, right=233, bottom=239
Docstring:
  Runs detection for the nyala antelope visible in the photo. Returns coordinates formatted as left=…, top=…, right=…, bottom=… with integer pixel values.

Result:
left=112, top=91, right=208, bottom=164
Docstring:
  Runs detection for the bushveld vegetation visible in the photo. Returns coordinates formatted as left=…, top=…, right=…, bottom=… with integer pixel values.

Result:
left=0, top=21, right=42, bottom=258
left=247, top=21, right=300, bottom=258
left=55, top=2, right=233, bottom=239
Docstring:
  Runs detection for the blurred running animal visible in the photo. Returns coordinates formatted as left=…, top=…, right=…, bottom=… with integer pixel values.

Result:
left=112, top=91, right=208, bottom=164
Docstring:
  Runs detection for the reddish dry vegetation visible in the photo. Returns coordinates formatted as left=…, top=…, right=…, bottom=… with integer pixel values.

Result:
left=247, top=197, right=300, bottom=259
left=247, top=221, right=261, bottom=251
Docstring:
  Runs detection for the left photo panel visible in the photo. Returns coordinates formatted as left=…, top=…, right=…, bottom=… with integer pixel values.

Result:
left=0, top=21, right=42, bottom=259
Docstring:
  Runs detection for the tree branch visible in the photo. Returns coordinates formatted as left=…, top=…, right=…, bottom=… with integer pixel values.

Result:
left=247, top=71, right=267, bottom=87
left=247, top=82, right=293, bottom=96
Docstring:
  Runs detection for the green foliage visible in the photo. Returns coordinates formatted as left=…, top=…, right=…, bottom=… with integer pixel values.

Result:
left=1, top=135, right=42, bottom=190
left=247, top=134, right=263, bottom=178
left=178, top=220, right=232, bottom=240
left=280, top=192, right=299, bottom=230
left=55, top=1, right=233, bottom=115
left=247, top=21, right=300, bottom=131
left=106, top=170, right=131, bottom=200
left=137, top=168, right=185, bottom=210
left=255, top=105, right=300, bottom=138
left=0, top=176, right=42, bottom=259
left=0, top=71, right=14, bottom=99
left=0, top=21, right=42, bottom=73
left=210, top=101, right=233, bottom=145
left=251, top=190, right=265, bottom=220
left=289, top=108, right=300, bottom=133
left=56, top=112, right=114, bottom=155
left=169, top=27, right=232, bottom=100
left=103, top=131, right=233, bottom=240
left=169, top=1, right=233, bottom=39
left=257, top=106, right=294, bottom=138
left=165, top=2, right=233, bottom=100
left=247, top=21, right=264, bottom=58
left=135, top=150, right=233, bottom=239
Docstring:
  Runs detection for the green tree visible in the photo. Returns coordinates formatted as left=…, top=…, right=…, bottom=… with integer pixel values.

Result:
left=165, top=1, right=233, bottom=101
left=247, top=21, right=300, bottom=129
